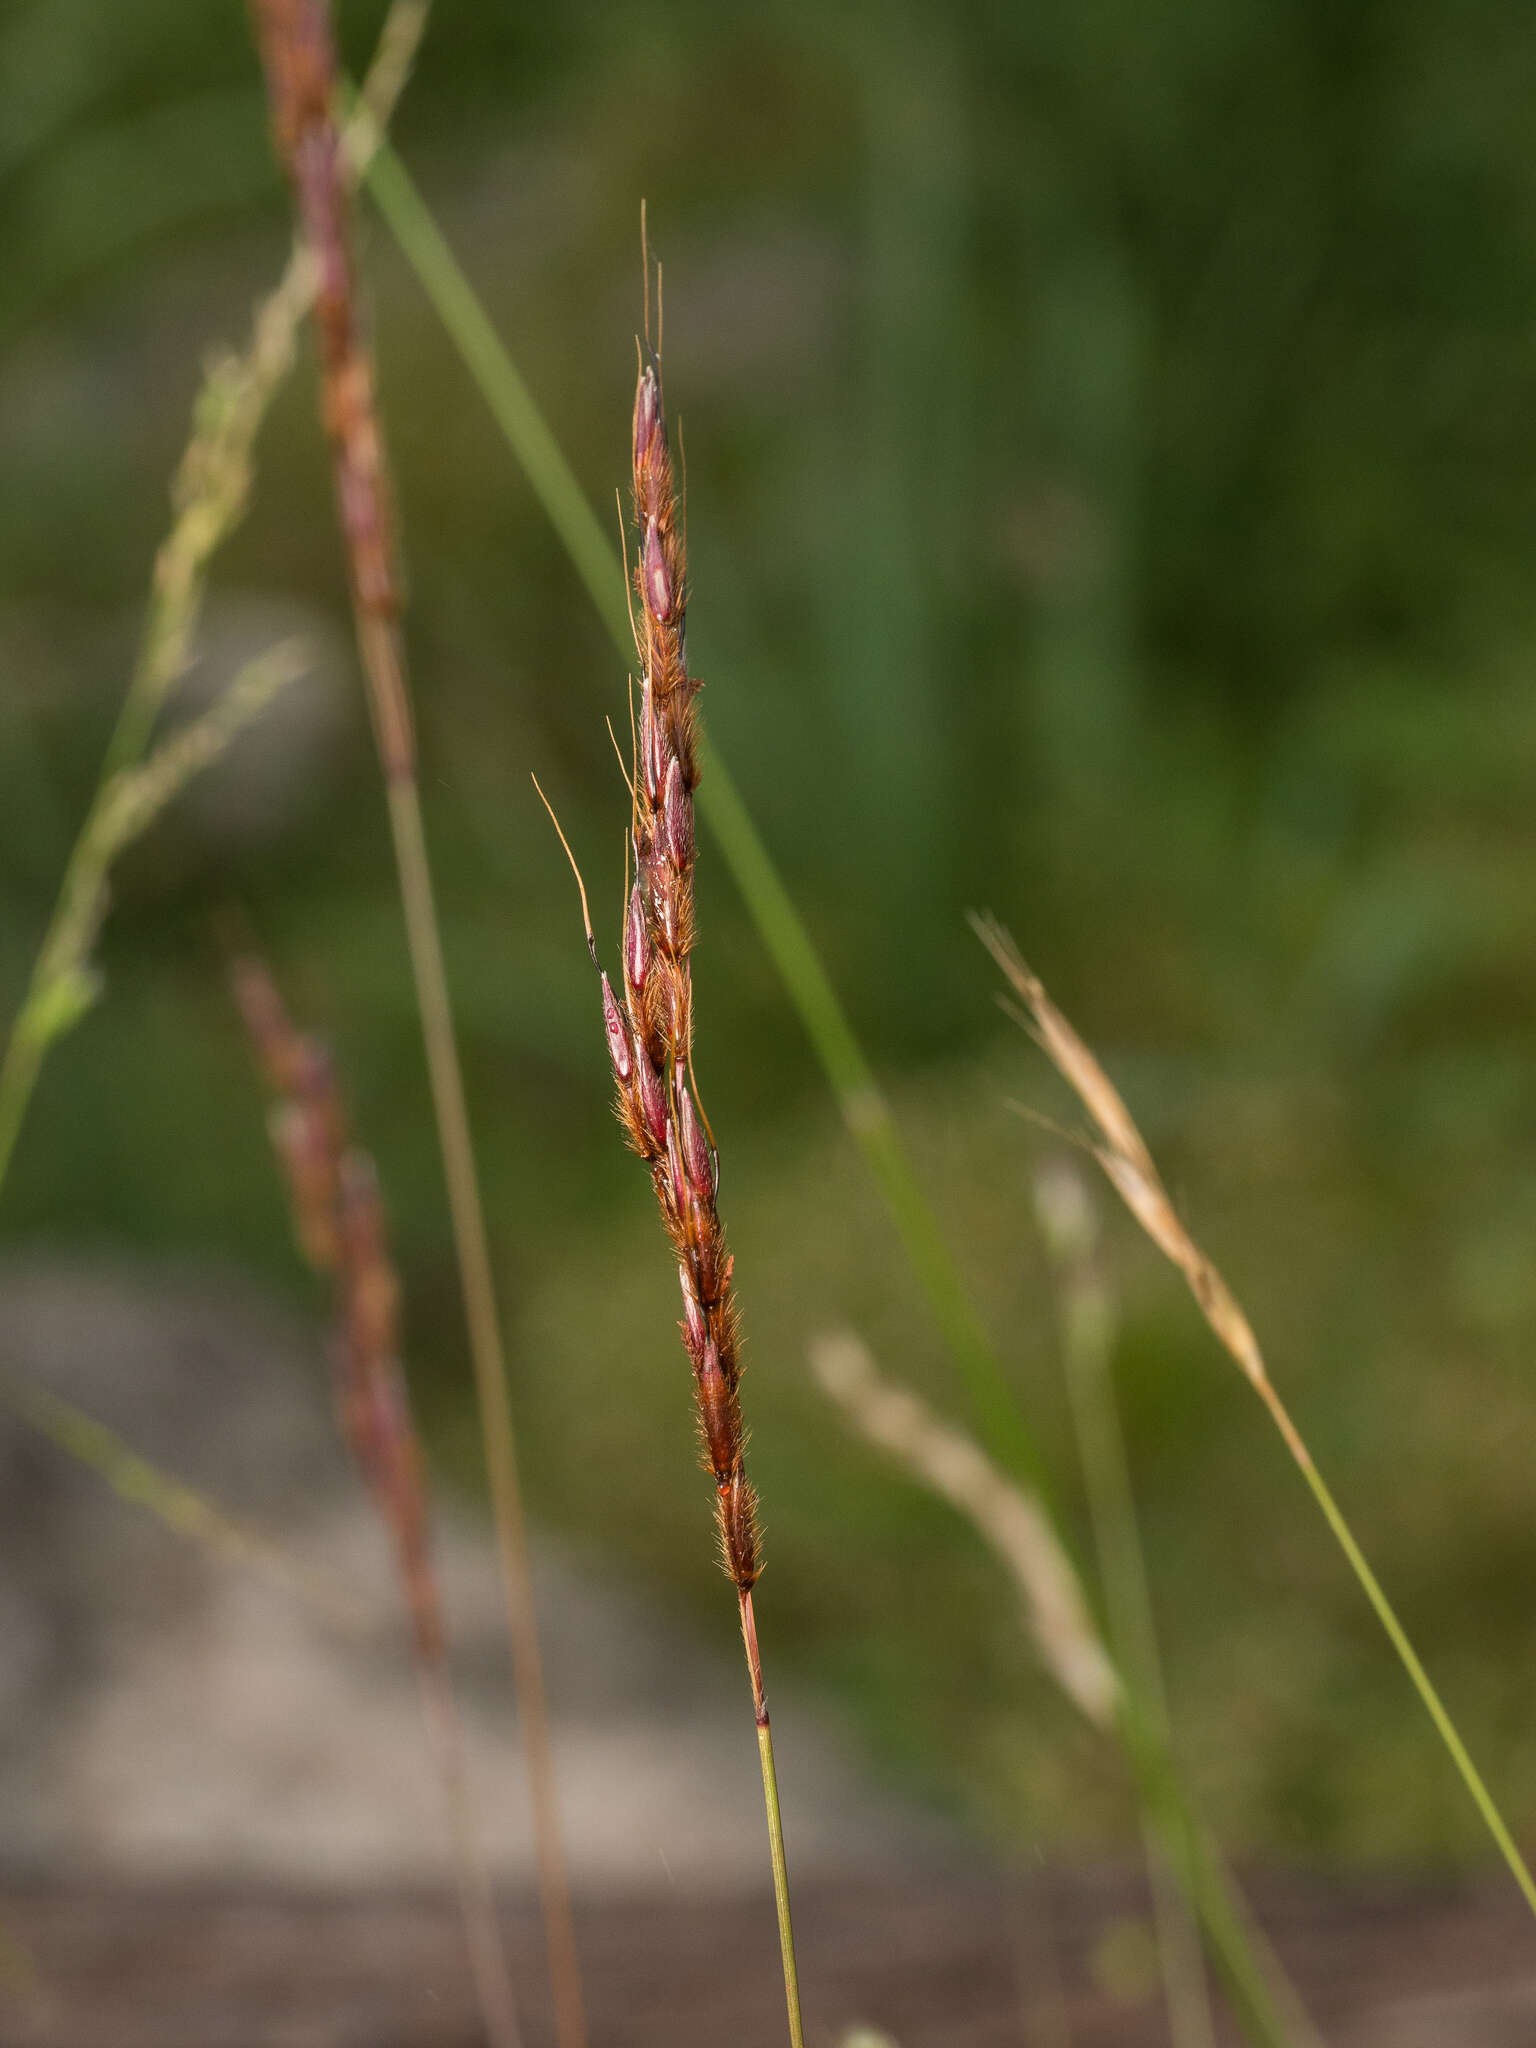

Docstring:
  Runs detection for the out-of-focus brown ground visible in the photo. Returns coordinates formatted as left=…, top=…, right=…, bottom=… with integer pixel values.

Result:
left=6, top=1269, right=1536, bottom=2046
left=2, top=1868, right=1535, bottom=2047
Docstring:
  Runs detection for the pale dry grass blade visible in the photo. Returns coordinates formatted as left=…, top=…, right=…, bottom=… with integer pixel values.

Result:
left=974, top=909, right=1536, bottom=1921
left=812, top=1330, right=1118, bottom=1728
left=0, top=641, right=307, bottom=1184
left=811, top=1327, right=1322, bottom=2048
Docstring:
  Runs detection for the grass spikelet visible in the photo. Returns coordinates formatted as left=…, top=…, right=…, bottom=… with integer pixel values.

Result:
left=973, top=908, right=1536, bottom=1922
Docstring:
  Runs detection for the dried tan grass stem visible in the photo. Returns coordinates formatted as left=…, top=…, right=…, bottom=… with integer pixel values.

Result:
left=973, top=909, right=1536, bottom=1921
left=247, top=10, right=585, bottom=2042
left=811, top=1331, right=1118, bottom=1728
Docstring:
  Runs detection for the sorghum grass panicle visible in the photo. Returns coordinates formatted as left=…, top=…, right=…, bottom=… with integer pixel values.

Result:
left=232, top=956, right=442, bottom=1656
left=248, top=0, right=412, bottom=784
left=247, top=13, right=587, bottom=2043
left=232, top=954, right=522, bottom=2048
left=602, top=331, right=761, bottom=1598
left=973, top=909, right=1536, bottom=1923
left=560, top=301, right=798, bottom=2048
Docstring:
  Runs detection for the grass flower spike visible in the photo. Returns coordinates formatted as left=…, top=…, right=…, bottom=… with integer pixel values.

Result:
left=548, top=286, right=802, bottom=2048
left=232, top=954, right=522, bottom=2048
left=609, top=338, right=761, bottom=1599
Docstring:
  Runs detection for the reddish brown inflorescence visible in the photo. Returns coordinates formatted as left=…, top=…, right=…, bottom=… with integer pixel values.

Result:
left=602, top=341, right=760, bottom=1594
left=248, top=0, right=414, bottom=784
left=232, top=956, right=441, bottom=1650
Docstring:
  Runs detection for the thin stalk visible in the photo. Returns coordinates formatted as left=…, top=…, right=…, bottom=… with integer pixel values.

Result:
left=1136, top=1729, right=1320, bottom=2048
left=416, top=1660, right=525, bottom=2048
left=364, top=148, right=1311, bottom=2044
left=740, top=1589, right=807, bottom=2048
left=0, top=1369, right=366, bottom=1634
left=356, top=129, right=629, bottom=648
left=1261, top=1377, right=1536, bottom=1918
left=385, top=777, right=586, bottom=2041
left=0, top=641, right=306, bottom=1187
left=1036, top=1164, right=1215, bottom=2048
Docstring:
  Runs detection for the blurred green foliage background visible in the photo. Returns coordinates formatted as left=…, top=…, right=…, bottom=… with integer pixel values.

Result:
left=4, top=0, right=1536, bottom=1868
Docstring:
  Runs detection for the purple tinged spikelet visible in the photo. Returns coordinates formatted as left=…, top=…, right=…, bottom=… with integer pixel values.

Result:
left=633, top=364, right=662, bottom=473
left=677, top=1085, right=713, bottom=1198
left=600, top=974, right=633, bottom=1081
left=624, top=883, right=651, bottom=993
left=662, top=755, right=693, bottom=871
left=640, top=679, right=666, bottom=805
left=642, top=516, right=673, bottom=623
left=655, top=867, right=679, bottom=952
left=664, top=1113, right=687, bottom=1204
left=679, top=1264, right=708, bottom=1357
left=637, top=1053, right=668, bottom=1152
left=696, top=1340, right=735, bottom=1483
left=720, top=1470, right=759, bottom=1589
left=692, top=1228, right=721, bottom=1307
left=606, top=333, right=763, bottom=1596
left=658, top=958, right=687, bottom=1046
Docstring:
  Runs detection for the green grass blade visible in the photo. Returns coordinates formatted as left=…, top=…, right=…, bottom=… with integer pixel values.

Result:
left=358, top=131, right=629, bottom=651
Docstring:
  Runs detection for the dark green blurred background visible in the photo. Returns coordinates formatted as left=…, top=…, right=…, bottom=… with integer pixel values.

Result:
left=4, top=0, right=1536, bottom=1869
